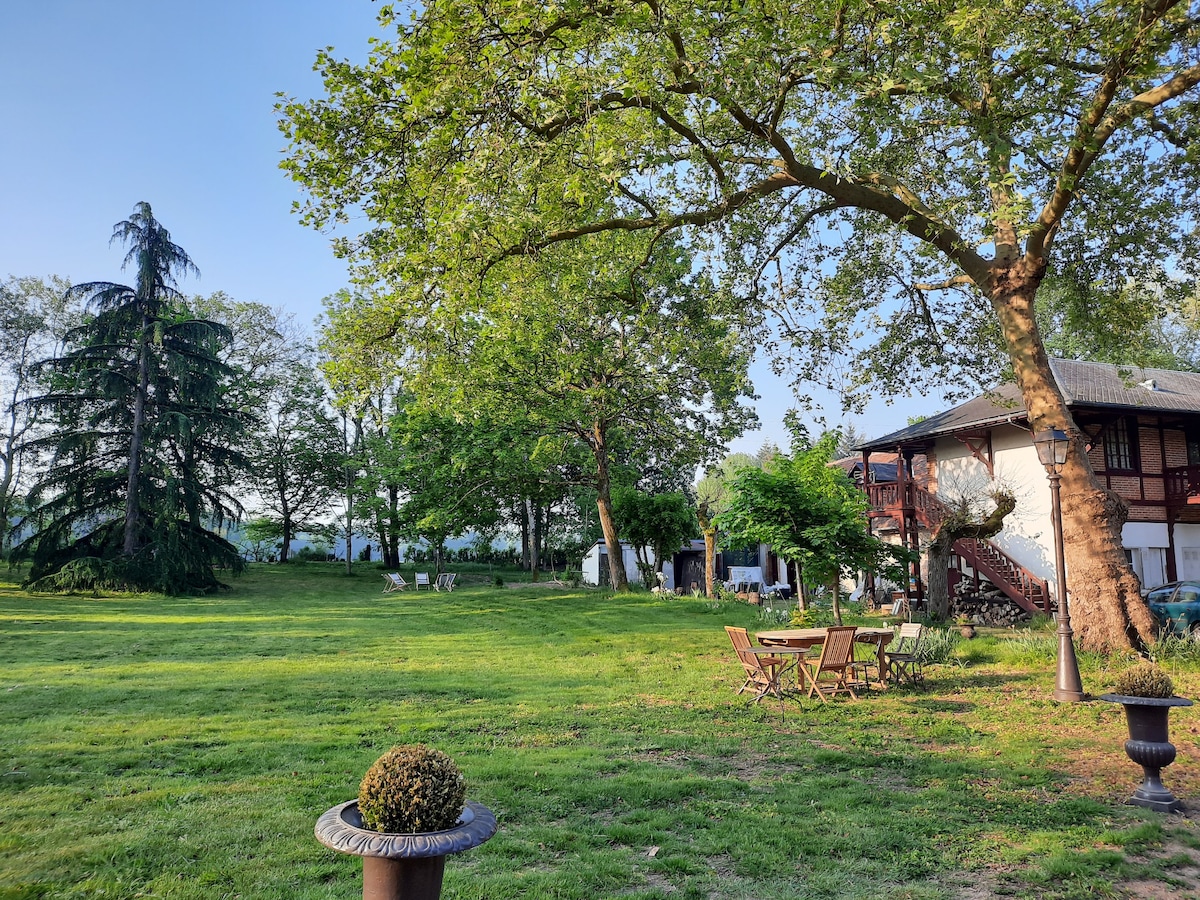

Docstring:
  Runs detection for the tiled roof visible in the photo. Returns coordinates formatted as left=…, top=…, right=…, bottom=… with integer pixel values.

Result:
left=856, top=358, right=1200, bottom=451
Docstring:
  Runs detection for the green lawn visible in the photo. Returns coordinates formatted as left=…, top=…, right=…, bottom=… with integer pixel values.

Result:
left=3, top=563, right=1200, bottom=899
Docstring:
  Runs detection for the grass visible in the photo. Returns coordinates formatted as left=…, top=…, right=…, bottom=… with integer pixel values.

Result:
left=3, top=564, right=1200, bottom=899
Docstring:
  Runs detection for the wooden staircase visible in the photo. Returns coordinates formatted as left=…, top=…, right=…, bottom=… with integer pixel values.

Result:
left=866, top=482, right=1051, bottom=614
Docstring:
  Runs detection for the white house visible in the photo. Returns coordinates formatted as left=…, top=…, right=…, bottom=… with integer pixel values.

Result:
left=856, top=358, right=1200, bottom=610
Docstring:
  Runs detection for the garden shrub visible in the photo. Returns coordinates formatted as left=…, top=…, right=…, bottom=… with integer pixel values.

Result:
left=358, top=744, right=466, bottom=833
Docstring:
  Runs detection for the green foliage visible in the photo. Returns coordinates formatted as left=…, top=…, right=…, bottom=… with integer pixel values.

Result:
left=612, top=487, right=697, bottom=584
left=14, top=204, right=247, bottom=594
left=1112, top=662, right=1175, bottom=698
left=916, top=627, right=964, bottom=666
left=717, top=431, right=912, bottom=589
left=358, top=744, right=466, bottom=834
left=789, top=603, right=835, bottom=629
left=25, top=556, right=126, bottom=594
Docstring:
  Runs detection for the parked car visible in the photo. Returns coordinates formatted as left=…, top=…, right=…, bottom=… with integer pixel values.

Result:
left=1145, top=581, right=1200, bottom=638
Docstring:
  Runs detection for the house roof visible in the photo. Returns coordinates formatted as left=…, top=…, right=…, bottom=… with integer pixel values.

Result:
left=857, top=358, right=1200, bottom=452
left=830, top=456, right=900, bottom=483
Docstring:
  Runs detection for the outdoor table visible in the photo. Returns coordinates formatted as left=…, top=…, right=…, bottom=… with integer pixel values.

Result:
left=755, top=627, right=895, bottom=689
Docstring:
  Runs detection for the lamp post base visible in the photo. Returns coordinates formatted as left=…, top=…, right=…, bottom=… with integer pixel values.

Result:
left=1053, top=627, right=1085, bottom=702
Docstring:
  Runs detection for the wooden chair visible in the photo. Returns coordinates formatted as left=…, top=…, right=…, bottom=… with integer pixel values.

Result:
left=801, top=626, right=860, bottom=701
left=414, top=572, right=431, bottom=590
left=724, top=626, right=790, bottom=703
left=885, top=623, right=925, bottom=685
left=381, top=573, right=408, bottom=593
left=435, top=573, right=457, bottom=592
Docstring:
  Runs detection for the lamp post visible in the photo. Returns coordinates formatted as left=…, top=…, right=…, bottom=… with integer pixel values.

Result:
left=1033, top=427, right=1085, bottom=702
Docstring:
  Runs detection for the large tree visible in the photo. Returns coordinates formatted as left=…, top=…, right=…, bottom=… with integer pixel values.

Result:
left=319, top=235, right=756, bottom=591
left=280, top=1, right=1200, bottom=649
left=16, top=205, right=247, bottom=593
left=717, top=432, right=911, bottom=624
left=0, top=276, right=79, bottom=558
left=612, top=486, right=697, bottom=586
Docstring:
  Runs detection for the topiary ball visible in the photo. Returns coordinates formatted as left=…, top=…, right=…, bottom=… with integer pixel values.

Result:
left=358, top=745, right=466, bottom=833
left=1112, top=662, right=1175, bottom=698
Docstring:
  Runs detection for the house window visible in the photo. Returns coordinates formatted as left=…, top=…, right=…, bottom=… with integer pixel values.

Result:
left=1187, top=427, right=1200, bottom=466
left=1104, top=417, right=1138, bottom=471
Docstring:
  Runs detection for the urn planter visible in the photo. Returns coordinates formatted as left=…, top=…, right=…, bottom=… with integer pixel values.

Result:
left=1100, top=693, right=1193, bottom=813
left=316, top=799, right=497, bottom=900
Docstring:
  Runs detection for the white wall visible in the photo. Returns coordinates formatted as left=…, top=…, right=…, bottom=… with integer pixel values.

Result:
left=934, top=425, right=1058, bottom=592
left=933, top=425, right=1193, bottom=596
left=581, top=543, right=655, bottom=586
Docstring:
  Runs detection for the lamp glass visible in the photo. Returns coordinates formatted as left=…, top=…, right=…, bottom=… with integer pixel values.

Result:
left=1033, top=428, right=1069, bottom=468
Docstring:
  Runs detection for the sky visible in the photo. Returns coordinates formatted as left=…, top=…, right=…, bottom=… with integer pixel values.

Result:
left=0, top=1, right=935, bottom=459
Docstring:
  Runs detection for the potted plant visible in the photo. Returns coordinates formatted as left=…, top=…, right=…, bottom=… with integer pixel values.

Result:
left=315, top=744, right=497, bottom=899
left=1100, top=662, right=1192, bottom=813
left=955, top=615, right=976, bottom=639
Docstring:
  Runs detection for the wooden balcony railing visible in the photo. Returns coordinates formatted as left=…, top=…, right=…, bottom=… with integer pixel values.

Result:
left=1165, top=465, right=1200, bottom=504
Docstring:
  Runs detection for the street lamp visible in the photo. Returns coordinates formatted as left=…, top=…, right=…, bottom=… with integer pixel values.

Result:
left=1033, top=427, right=1086, bottom=702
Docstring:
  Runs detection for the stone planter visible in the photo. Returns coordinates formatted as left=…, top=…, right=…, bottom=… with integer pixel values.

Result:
left=316, top=799, right=497, bottom=900
left=1100, top=694, right=1193, bottom=813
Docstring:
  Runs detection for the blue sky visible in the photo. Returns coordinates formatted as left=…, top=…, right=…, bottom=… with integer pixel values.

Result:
left=0, top=0, right=930, bottom=457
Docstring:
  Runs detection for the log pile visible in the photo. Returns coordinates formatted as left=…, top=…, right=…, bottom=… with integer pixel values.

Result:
left=951, top=581, right=1031, bottom=627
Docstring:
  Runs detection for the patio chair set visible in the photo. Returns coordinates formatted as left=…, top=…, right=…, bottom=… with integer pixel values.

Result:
left=725, top=622, right=926, bottom=706
left=381, top=572, right=458, bottom=593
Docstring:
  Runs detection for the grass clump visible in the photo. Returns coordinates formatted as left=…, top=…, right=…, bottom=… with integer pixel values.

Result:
left=1112, top=661, right=1175, bottom=698
left=358, top=744, right=466, bottom=833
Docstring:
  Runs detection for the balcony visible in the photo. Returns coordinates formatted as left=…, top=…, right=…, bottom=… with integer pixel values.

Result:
left=1165, top=466, right=1200, bottom=505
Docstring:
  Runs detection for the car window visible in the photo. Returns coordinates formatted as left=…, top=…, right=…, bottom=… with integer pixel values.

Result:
left=1176, top=585, right=1200, bottom=604
left=1147, top=585, right=1178, bottom=604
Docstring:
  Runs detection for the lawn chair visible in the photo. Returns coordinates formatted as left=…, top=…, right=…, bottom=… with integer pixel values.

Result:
left=381, top=572, right=408, bottom=593
left=724, top=626, right=791, bottom=704
left=435, top=573, right=457, bottom=592
left=800, top=626, right=859, bottom=701
left=414, top=572, right=431, bottom=590
left=884, top=623, right=925, bottom=686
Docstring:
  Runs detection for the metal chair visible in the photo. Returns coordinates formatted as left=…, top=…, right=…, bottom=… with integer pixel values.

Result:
left=884, top=623, right=925, bottom=685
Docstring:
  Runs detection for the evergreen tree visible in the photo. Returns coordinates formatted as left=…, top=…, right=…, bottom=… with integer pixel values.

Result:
left=15, top=203, right=248, bottom=593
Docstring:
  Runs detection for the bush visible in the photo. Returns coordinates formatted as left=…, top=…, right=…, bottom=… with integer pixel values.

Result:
left=916, top=627, right=963, bottom=665
left=493, top=574, right=505, bottom=588
left=358, top=745, right=466, bottom=833
left=1112, top=662, right=1174, bottom=698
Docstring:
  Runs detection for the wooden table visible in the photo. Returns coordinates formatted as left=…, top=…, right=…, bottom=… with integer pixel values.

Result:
left=755, top=627, right=896, bottom=688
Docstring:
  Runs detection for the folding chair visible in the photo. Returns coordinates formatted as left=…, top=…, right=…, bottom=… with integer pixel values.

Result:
left=414, top=572, right=431, bottom=589
left=381, top=573, right=408, bottom=593
left=435, top=573, right=457, bottom=592
left=800, top=626, right=860, bottom=701
left=724, top=626, right=792, bottom=703
left=885, top=623, right=925, bottom=685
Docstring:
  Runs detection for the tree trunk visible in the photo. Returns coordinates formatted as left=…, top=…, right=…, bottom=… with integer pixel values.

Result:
left=992, top=260, right=1155, bottom=651
left=697, top=501, right=717, bottom=598
left=526, top=497, right=539, bottom=582
left=520, top=501, right=530, bottom=571
left=591, top=427, right=629, bottom=591
left=926, top=493, right=1016, bottom=620
left=280, top=514, right=292, bottom=564
left=123, top=313, right=151, bottom=556
left=386, top=484, right=402, bottom=568
left=831, top=579, right=842, bottom=626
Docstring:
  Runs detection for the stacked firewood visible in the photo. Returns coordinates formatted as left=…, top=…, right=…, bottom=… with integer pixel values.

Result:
left=951, top=581, right=1031, bottom=627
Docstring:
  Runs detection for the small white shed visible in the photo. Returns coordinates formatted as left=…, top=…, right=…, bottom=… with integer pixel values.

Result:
left=582, top=540, right=669, bottom=587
